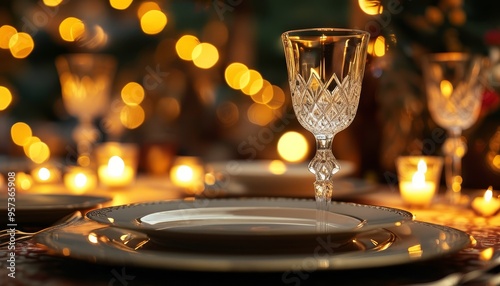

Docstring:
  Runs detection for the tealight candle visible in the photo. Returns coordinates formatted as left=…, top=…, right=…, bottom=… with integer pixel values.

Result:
left=169, top=156, right=205, bottom=195
left=64, top=166, right=98, bottom=194
left=397, top=156, right=443, bottom=207
left=472, top=186, right=500, bottom=217
left=31, top=165, right=61, bottom=184
left=95, top=142, right=138, bottom=188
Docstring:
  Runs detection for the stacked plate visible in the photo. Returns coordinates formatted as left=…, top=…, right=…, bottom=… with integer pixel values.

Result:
left=33, top=198, right=473, bottom=272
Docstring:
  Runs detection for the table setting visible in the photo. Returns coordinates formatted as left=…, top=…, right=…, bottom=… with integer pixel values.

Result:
left=1, top=1, right=500, bottom=285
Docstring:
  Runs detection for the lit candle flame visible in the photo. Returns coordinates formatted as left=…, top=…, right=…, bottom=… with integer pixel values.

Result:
left=412, top=159, right=427, bottom=188
left=107, top=156, right=125, bottom=177
left=74, top=173, right=88, bottom=188
left=484, top=186, right=493, bottom=202
left=440, top=80, right=453, bottom=98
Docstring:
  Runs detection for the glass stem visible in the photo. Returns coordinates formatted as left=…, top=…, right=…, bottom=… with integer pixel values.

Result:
left=443, top=128, right=466, bottom=204
left=73, top=119, right=100, bottom=165
left=308, top=135, right=339, bottom=211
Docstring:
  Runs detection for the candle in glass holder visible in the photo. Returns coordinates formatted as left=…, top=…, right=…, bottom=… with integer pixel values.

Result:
left=472, top=186, right=500, bottom=217
left=397, top=156, right=443, bottom=207
left=169, top=156, right=205, bottom=195
left=95, top=142, right=138, bottom=188
left=31, top=165, right=61, bottom=184
left=64, top=167, right=97, bottom=194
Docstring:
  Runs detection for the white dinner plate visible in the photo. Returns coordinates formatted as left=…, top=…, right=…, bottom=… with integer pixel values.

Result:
left=33, top=218, right=472, bottom=272
left=86, top=198, right=413, bottom=250
left=205, top=160, right=363, bottom=198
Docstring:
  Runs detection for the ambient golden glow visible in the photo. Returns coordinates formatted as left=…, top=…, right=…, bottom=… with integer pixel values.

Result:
left=110, top=0, right=133, bottom=10
left=192, top=43, right=219, bottom=69
left=43, top=0, right=63, bottom=7
left=374, top=36, right=386, bottom=57
left=59, top=17, right=85, bottom=42
left=9, top=32, right=34, bottom=59
left=121, top=82, right=145, bottom=106
left=277, top=131, right=309, bottom=162
left=140, top=10, right=167, bottom=35
left=137, top=1, right=161, bottom=18
left=216, top=101, right=239, bottom=126
left=157, top=97, right=181, bottom=122
left=29, top=141, right=50, bottom=164
left=247, top=103, right=274, bottom=126
left=440, top=80, right=453, bottom=98
left=265, top=85, right=286, bottom=110
left=0, top=86, right=13, bottom=111
left=268, top=160, right=287, bottom=175
left=11, top=122, right=32, bottom=146
left=225, top=62, right=249, bottom=90
left=358, top=0, right=383, bottom=15
left=120, top=105, right=145, bottom=129
left=176, top=35, right=200, bottom=61
left=0, top=25, right=17, bottom=49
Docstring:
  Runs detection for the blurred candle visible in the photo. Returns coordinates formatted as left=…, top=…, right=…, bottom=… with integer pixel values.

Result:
left=397, top=156, right=443, bottom=207
left=95, top=142, right=138, bottom=188
left=472, top=186, right=500, bottom=217
left=170, top=156, right=205, bottom=195
left=64, top=167, right=97, bottom=194
left=31, top=165, right=61, bottom=184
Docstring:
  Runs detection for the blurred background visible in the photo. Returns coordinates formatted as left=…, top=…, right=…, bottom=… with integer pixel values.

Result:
left=0, top=0, right=499, bottom=189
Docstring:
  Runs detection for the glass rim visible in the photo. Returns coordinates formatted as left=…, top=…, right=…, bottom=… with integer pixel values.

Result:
left=282, top=27, right=370, bottom=38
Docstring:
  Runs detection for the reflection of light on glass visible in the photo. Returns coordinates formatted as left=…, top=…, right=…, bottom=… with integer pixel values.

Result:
left=59, top=17, right=85, bottom=42
left=358, top=0, right=383, bottom=15
left=0, top=86, right=13, bottom=111
left=107, top=217, right=115, bottom=223
left=176, top=35, right=200, bottom=61
left=88, top=232, right=99, bottom=244
left=278, top=131, right=309, bottom=162
left=225, top=62, right=249, bottom=90
left=192, top=43, right=219, bottom=69
left=62, top=248, right=71, bottom=256
left=110, top=0, right=133, bottom=10
left=121, top=82, right=145, bottom=106
left=440, top=80, right=453, bottom=98
left=480, top=247, right=494, bottom=261
left=9, top=32, right=34, bottom=59
left=268, top=160, right=287, bottom=175
left=247, top=103, right=274, bottom=126
left=120, top=105, right=145, bottom=129
left=140, top=10, right=167, bottom=35
left=0, top=25, right=17, bottom=49
left=407, top=244, right=423, bottom=258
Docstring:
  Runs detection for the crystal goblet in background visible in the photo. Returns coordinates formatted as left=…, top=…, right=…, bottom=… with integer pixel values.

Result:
left=281, top=28, right=369, bottom=210
left=422, top=53, right=483, bottom=204
left=56, top=54, right=116, bottom=166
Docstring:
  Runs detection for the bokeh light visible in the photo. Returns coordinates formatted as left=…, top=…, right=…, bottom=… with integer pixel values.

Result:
left=277, top=131, right=309, bottom=162
left=192, top=43, right=219, bottom=69
left=59, top=17, right=85, bottom=42
left=176, top=35, right=200, bottom=61
left=251, top=80, right=273, bottom=104
left=109, top=0, right=133, bottom=10
left=9, top=32, right=34, bottom=59
left=374, top=36, right=386, bottom=57
left=121, top=82, right=145, bottom=106
left=29, top=141, right=50, bottom=164
left=268, top=160, right=287, bottom=175
left=11, top=122, right=32, bottom=146
left=265, top=85, right=286, bottom=109
left=0, top=25, right=17, bottom=49
left=137, top=1, right=161, bottom=18
left=157, top=97, right=181, bottom=122
left=247, top=103, right=274, bottom=126
left=140, top=10, right=167, bottom=35
left=0, top=86, right=13, bottom=111
left=225, top=62, right=249, bottom=90
left=23, top=136, right=41, bottom=157
left=216, top=101, right=239, bottom=126
left=43, top=0, right=63, bottom=7
left=120, top=105, right=145, bottom=129
left=358, top=0, right=383, bottom=15
left=240, top=69, right=263, bottom=96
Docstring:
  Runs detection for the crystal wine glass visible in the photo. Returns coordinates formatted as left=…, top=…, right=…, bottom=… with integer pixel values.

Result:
left=281, top=28, right=370, bottom=210
left=422, top=53, right=483, bottom=204
left=56, top=54, right=116, bottom=166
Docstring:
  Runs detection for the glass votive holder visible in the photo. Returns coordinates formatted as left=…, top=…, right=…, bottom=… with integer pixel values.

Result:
left=95, top=142, right=139, bottom=188
left=396, top=156, right=443, bottom=207
left=64, top=166, right=98, bottom=194
left=169, top=156, right=205, bottom=195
